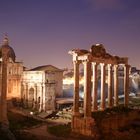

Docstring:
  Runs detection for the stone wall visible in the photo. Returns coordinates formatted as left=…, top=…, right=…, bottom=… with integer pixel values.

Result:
left=72, top=110, right=140, bottom=137
left=72, top=116, right=98, bottom=138
left=99, top=110, right=140, bottom=134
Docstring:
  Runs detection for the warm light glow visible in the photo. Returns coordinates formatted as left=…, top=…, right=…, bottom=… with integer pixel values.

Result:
left=63, top=77, right=74, bottom=85
left=63, top=76, right=108, bottom=85
left=63, top=77, right=85, bottom=85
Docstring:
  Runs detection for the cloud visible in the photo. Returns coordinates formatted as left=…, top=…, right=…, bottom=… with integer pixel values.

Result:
left=87, top=0, right=123, bottom=11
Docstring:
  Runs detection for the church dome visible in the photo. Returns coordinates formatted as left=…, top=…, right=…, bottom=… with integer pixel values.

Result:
left=0, top=36, right=16, bottom=62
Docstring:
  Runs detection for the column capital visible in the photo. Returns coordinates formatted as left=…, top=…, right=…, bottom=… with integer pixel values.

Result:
left=114, top=64, right=118, bottom=68
left=100, top=63, right=105, bottom=66
left=92, top=62, right=99, bottom=65
left=108, top=63, right=112, bottom=67
left=73, top=60, right=80, bottom=64
left=82, top=59, right=91, bottom=64
left=108, top=64, right=113, bottom=70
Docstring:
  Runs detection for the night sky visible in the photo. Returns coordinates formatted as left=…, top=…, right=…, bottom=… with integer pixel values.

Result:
left=0, top=0, right=140, bottom=69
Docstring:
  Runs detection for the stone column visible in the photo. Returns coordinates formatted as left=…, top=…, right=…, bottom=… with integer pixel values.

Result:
left=34, top=84, right=38, bottom=110
left=83, top=60, right=91, bottom=117
left=39, top=83, right=44, bottom=112
left=0, top=50, right=9, bottom=126
left=92, top=62, right=98, bottom=111
left=73, top=61, right=80, bottom=116
left=100, top=63, right=106, bottom=110
left=25, top=83, right=28, bottom=108
left=108, top=64, right=113, bottom=108
left=124, top=64, right=130, bottom=107
left=114, top=65, right=118, bottom=106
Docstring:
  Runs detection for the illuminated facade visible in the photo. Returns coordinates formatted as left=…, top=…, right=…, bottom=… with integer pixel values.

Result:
left=0, top=62, right=23, bottom=99
left=21, top=65, right=63, bottom=111
left=0, top=37, right=23, bottom=100
left=0, top=37, right=63, bottom=112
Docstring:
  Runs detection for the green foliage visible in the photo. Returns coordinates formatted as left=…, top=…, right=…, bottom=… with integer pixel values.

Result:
left=8, top=111, right=42, bottom=131
left=47, top=124, right=71, bottom=137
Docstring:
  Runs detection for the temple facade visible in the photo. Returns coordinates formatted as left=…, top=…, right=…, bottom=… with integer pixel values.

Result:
left=0, top=37, right=63, bottom=112
left=69, top=44, right=130, bottom=137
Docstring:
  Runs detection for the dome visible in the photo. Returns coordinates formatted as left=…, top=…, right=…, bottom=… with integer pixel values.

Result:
left=0, top=36, right=16, bottom=62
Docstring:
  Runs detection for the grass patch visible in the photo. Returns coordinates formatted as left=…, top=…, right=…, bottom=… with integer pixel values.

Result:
left=8, top=111, right=42, bottom=131
left=2, top=111, right=43, bottom=140
left=92, top=105, right=132, bottom=122
left=47, top=124, right=71, bottom=137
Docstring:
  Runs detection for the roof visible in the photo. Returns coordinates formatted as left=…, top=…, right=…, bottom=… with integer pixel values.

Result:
left=69, top=44, right=128, bottom=65
left=30, top=65, right=63, bottom=72
left=0, top=36, right=16, bottom=62
left=0, top=45, right=16, bottom=62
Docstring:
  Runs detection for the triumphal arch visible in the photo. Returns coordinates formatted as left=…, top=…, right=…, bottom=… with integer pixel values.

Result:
left=69, top=44, right=130, bottom=136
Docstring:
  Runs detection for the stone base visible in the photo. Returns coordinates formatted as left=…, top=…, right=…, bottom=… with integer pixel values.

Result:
left=72, top=115, right=98, bottom=138
left=71, top=110, right=140, bottom=138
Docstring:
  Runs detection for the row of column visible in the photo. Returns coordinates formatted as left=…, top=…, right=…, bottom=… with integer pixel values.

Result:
left=73, top=61, right=130, bottom=118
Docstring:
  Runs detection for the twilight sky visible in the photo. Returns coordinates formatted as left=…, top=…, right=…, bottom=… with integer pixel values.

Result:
left=0, top=0, right=140, bottom=69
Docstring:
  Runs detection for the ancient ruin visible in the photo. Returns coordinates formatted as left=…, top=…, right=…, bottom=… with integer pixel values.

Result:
left=21, top=65, right=63, bottom=112
left=0, top=37, right=63, bottom=113
left=69, top=44, right=130, bottom=137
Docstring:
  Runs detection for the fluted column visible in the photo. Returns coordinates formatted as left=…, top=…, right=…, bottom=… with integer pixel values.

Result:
left=92, top=62, right=98, bottom=111
left=100, top=63, right=106, bottom=110
left=83, top=61, right=91, bottom=117
left=124, top=64, right=130, bottom=107
left=73, top=61, right=80, bottom=116
left=114, top=64, right=118, bottom=106
left=108, top=64, right=113, bottom=108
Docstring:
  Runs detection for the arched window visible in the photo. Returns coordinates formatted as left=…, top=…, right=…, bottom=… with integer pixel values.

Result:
left=29, top=88, right=34, bottom=101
